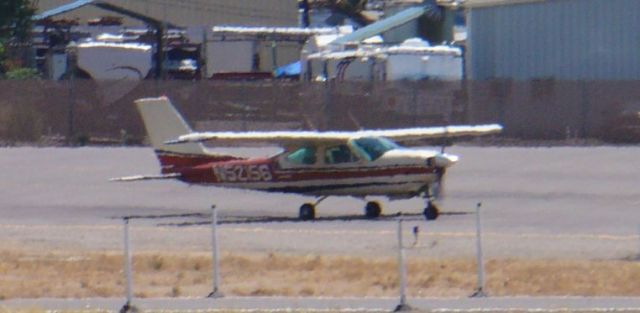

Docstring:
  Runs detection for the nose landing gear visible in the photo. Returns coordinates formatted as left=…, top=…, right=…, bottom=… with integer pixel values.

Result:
left=423, top=201, right=439, bottom=220
left=422, top=185, right=440, bottom=221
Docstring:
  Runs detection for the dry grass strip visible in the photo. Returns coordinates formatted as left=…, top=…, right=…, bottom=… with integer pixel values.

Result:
left=2, top=250, right=640, bottom=299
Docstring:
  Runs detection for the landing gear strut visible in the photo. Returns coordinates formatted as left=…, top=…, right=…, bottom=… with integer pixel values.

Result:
left=364, top=201, right=382, bottom=218
left=422, top=183, right=441, bottom=221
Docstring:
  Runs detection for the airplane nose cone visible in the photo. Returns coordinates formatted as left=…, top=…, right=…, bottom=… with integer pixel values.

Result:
left=428, top=154, right=459, bottom=168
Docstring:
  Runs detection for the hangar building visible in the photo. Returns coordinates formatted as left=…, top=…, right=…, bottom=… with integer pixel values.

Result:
left=465, top=0, right=640, bottom=80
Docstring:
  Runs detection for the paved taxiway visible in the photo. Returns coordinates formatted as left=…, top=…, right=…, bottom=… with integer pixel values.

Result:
left=0, top=147, right=640, bottom=259
left=1, top=146, right=639, bottom=260
left=7, top=296, right=640, bottom=312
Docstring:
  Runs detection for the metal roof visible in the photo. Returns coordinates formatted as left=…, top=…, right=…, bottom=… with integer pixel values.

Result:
left=307, top=42, right=461, bottom=60
left=32, top=0, right=178, bottom=28
left=330, top=6, right=428, bottom=45
left=210, top=26, right=344, bottom=41
left=211, top=26, right=341, bottom=37
left=33, top=0, right=94, bottom=20
left=462, top=0, right=546, bottom=8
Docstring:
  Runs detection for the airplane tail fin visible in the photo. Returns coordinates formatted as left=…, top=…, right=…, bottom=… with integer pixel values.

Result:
left=135, top=96, right=238, bottom=172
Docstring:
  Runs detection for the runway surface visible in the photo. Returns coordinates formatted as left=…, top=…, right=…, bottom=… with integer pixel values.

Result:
left=1, top=146, right=639, bottom=259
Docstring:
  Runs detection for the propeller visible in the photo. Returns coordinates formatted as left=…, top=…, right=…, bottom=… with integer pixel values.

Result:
left=427, top=153, right=457, bottom=200
left=432, top=166, right=446, bottom=200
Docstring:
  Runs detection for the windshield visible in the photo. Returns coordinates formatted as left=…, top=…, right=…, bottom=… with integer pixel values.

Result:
left=351, top=137, right=400, bottom=161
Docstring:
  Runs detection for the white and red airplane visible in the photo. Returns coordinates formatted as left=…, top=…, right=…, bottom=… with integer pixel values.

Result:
left=114, top=96, right=501, bottom=220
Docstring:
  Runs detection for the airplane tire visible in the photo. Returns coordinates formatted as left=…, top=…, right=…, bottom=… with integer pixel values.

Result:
left=299, top=203, right=316, bottom=220
left=423, top=203, right=439, bottom=220
left=365, top=201, right=382, bottom=218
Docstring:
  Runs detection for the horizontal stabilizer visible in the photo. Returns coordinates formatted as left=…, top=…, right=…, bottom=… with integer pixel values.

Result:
left=165, top=124, right=503, bottom=146
left=109, top=173, right=181, bottom=182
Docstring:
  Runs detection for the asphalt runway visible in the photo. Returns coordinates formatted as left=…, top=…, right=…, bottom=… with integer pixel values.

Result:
left=1, top=146, right=640, bottom=260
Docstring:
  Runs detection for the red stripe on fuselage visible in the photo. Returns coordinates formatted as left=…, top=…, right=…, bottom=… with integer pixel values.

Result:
left=177, top=157, right=273, bottom=184
left=273, top=166, right=435, bottom=181
left=175, top=156, right=434, bottom=185
left=156, top=150, right=244, bottom=174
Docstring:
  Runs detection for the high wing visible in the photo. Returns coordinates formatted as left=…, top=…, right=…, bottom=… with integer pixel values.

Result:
left=165, top=124, right=503, bottom=146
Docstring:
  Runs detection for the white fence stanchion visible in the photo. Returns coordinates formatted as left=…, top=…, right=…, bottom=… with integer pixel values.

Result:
left=471, top=202, right=487, bottom=297
left=120, top=217, right=137, bottom=313
left=394, top=215, right=413, bottom=312
left=208, top=205, right=223, bottom=298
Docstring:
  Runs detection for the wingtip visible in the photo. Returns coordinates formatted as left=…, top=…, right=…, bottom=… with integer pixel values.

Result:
left=163, top=139, right=185, bottom=145
left=109, top=175, right=144, bottom=182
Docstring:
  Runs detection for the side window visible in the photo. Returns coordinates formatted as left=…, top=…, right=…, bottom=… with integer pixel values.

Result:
left=324, top=144, right=359, bottom=164
left=286, top=146, right=317, bottom=165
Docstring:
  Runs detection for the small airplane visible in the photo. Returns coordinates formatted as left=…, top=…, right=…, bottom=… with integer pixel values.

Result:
left=113, top=96, right=501, bottom=220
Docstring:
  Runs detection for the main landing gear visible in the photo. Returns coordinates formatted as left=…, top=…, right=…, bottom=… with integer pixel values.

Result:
left=299, top=196, right=327, bottom=220
left=298, top=196, right=438, bottom=221
left=364, top=201, right=382, bottom=218
left=298, top=197, right=383, bottom=220
left=299, top=203, right=316, bottom=220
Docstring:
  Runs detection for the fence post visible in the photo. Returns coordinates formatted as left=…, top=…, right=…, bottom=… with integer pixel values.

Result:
left=208, top=205, right=223, bottom=298
left=120, top=217, right=137, bottom=313
left=65, top=42, right=77, bottom=145
left=394, top=215, right=412, bottom=312
left=471, top=202, right=486, bottom=297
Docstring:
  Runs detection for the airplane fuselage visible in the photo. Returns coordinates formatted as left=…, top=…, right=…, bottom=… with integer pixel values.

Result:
left=171, top=147, right=450, bottom=199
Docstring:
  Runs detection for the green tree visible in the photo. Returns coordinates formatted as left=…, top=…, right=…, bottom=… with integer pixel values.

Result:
left=0, top=0, right=36, bottom=43
left=0, top=0, right=36, bottom=77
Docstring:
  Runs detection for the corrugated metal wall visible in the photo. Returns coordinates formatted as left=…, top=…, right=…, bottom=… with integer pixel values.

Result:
left=467, top=0, right=640, bottom=80
left=37, top=0, right=299, bottom=27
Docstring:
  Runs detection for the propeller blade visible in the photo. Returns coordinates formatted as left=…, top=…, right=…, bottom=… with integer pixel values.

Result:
left=432, top=167, right=446, bottom=200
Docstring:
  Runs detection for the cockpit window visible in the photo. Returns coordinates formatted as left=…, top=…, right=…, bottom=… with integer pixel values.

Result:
left=351, top=137, right=400, bottom=161
left=324, top=144, right=359, bottom=164
left=286, top=146, right=317, bottom=165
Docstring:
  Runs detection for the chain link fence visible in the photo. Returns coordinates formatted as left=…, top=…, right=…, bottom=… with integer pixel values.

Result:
left=1, top=79, right=638, bottom=145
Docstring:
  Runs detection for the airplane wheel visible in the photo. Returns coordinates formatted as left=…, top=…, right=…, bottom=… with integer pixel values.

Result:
left=299, top=203, right=316, bottom=220
left=364, top=201, right=382, bottom=218
left=423, top=203, right=439, bottom=221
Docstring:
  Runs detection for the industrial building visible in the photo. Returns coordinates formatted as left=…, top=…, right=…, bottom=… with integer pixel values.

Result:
left=465, top=0, right=640, bottom=80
